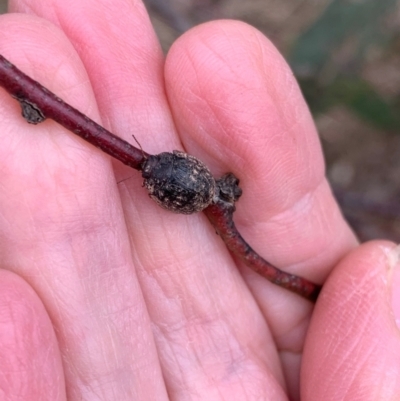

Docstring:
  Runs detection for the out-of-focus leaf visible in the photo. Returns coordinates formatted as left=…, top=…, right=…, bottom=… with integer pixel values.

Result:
left=299, top=76, right=400, bottom=131
left=290, top=0, right=398, bottom=76
left=297, top=78, right=332, bottom=113
left=0, top=0, right=7, bottom=14
left=143, top=0, right=192, bottom=33
left=330, top=77, right=400, bottom=131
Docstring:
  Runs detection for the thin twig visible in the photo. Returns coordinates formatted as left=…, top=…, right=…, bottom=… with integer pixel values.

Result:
left=205, top=173, right=321, bottom=302
left=0, top=53, right=321, bottom=302
left=0, top=54, right=147, bottom=169
left=204, top=202, right=320, bottom=301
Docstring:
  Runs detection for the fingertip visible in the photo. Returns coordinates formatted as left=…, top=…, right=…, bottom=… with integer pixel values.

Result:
left=165, top=20, right=323, bottom=181
left=167, top=19, right=288, bottom=98
left=165, top=19, right=325, bottom=227
left=315, top=240, right=397, bottom=310
left=0, top=269, right=65, bottom=400
left=164, top=17, right=356, bottom=296
left=302, top=240, right=400, bottom=400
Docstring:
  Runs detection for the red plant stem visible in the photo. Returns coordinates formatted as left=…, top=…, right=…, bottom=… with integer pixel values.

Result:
left=0, top=53, right=321, bottom=302
left=0, top=54, right=147, bottom=169
left=204, top=202, right=321, bottom=302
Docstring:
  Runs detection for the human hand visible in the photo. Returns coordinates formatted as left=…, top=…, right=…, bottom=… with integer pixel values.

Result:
left=0, top=1, right=399, bottom=400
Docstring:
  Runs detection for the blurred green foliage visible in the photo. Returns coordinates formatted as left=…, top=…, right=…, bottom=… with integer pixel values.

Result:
left=299, top=76, right=400, bottom=131
left=290, top=0, right=400, bottom=132
left=0, top=0, right=7, bottom=14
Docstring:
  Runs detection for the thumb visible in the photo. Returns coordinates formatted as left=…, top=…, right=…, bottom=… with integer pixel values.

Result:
left=302, top=240, right=400, bottom=400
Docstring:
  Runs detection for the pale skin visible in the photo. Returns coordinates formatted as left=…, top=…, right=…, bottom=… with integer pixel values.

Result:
left=0, top=1, right=400, bottom=400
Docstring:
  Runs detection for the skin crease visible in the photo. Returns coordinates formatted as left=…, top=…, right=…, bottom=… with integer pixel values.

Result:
left=0, top=0, right=399, bottom=400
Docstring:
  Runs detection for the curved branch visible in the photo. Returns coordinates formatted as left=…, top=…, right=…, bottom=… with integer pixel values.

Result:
left=0, top=53, right=321, bottom=302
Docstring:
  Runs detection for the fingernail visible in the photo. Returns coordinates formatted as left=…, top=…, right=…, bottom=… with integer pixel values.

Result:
left=386, top=244, right=400, bottom=329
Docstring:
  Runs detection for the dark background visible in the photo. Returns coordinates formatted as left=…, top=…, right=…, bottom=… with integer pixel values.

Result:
left=2, top=0, right=400, bottom=242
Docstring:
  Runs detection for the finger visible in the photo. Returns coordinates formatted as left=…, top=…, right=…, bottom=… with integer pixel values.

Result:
left=17, top=2, right=292, bottom=399
left=0, top=13, right=167, bottom=401
left=0, top=270, right=65, bottom=401
left=164, top=20, right=358, bottom=395
left=165, top=20, right=357, bottom=329
left=302, top=241, right=400, bottom=400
